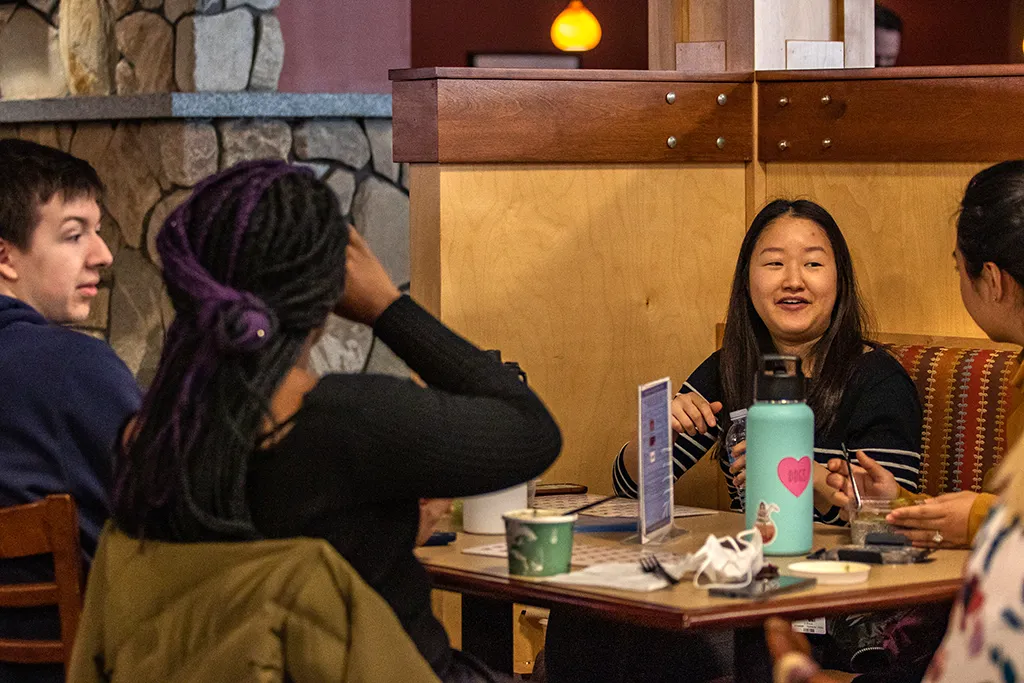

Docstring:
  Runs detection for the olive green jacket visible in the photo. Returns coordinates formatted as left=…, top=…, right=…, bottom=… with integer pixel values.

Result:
left=69, top=524, right=441, bottom=683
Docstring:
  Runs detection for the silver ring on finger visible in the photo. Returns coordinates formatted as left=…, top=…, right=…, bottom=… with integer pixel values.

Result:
left=932, top=531, right=944, bottom=545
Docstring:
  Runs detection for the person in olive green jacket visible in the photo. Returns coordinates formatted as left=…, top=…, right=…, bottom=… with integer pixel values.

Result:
left=68, top=525, right=441, bottom=683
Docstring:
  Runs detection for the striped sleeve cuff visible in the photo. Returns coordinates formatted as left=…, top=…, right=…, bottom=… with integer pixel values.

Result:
left=856, top=447, right=922, bottom=494
left=612, top=426, right=720, bottom=499
left=612, top=443, right=638, bottom=498
left=816, top=505, right=845, bottom=526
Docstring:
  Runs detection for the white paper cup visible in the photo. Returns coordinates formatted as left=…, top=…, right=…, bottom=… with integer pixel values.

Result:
left=462, top=484, right=529, bottom=534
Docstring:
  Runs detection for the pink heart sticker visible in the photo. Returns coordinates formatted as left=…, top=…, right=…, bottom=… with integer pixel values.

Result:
left=777, top=457, right=811, bottom=497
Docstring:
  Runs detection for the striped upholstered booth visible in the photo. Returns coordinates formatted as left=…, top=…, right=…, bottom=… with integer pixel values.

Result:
left=884, top=339, right=1021, bottom=496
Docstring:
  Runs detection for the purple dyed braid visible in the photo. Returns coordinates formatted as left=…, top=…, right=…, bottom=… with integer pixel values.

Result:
left=125, top=160, right=313, bottom=515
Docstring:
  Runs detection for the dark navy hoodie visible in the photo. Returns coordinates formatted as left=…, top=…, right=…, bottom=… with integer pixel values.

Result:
left=0, top=295, right=140, bottom=681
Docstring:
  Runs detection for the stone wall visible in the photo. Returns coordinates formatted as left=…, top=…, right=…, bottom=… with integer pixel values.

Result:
left=0, top=0, right=285, bottom=99
left=0, top=116, right=410, bottom=385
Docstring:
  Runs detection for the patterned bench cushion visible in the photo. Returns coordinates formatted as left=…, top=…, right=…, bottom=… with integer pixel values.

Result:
left=886, top=345, right=1020, bottom=496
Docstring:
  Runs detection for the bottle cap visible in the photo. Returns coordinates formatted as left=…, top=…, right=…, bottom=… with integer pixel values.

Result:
left=755, top=355, right=805, bottom=401
left=729, top=408, right=748, bottom=421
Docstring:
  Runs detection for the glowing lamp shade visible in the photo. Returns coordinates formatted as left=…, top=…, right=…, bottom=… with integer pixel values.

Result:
left=550, top=0, right=602, bottom=52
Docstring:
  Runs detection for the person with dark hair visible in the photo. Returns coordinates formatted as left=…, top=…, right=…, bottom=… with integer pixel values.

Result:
left=104, top=160, right=561, bottom=681
left=875, top=4, right=903, bottom=67
left=613, top=199, right=922, bottom=523
left=543, top=201, right=923, bottom=683
left=827, top=161, right=1024, bottom=548
left=770, top=163, right=1024, bottom=683
left=0, top=139, right=141, bottom=682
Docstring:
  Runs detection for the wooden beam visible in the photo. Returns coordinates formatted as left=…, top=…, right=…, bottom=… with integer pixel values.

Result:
left=785, top=40, right=844, bottom=70
left=759, top=73, right=1024, bottom=161
left=842, top=0, right=874, bottom=68
left=676, top=41, right=727, bottom=72
left=649, top=0, right=687, bottom=70
left=725, top=0, right=755, bottom=71
left=393, top=76, right=754, bottom=164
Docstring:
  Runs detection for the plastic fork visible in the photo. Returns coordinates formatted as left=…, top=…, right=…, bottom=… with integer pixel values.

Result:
left=639, top=555, right=680, bottom=585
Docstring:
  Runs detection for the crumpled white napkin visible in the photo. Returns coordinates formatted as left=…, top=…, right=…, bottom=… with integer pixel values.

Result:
left=544, top=528, right=765, bottom=592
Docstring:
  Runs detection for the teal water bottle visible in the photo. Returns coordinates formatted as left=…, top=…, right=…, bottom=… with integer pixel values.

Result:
left=745, top=355, right=814, bottom=556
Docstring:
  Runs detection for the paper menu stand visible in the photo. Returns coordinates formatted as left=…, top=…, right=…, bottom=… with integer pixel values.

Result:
left=631, top=377, right=687, bottom=545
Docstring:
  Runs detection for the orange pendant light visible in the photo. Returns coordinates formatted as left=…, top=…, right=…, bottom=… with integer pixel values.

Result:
left=550, top=0, right=602, bottom=53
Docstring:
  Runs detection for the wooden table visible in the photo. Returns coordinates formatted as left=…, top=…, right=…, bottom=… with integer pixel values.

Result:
left=416, top=511, right=968, bottom=679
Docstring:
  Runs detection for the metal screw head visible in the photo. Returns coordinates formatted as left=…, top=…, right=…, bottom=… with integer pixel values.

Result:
left=778, top=97, right=790, bottom=107
left=716, top=137, right=726, bottom=149
left=666, top=92, right=676, bottom=104
left=822, top=138, right=833, bottom=149
left=821, top=94, right=832, bottom=105
left=778, top=140, right=789, bottom=151
left=717, top=93, right=727, bottom=106
left=667, top=136, right=677, bottom=149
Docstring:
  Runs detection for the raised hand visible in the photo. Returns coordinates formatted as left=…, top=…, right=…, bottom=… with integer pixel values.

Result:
left=728, top=440, right=747, bottom=488
left=823, top=450, right=900, bottom=509
left=671, top=392, right=723, bottom=436
left=415, top=498, right=453, bottom=546
left=334, top=226, right=401, bottom=326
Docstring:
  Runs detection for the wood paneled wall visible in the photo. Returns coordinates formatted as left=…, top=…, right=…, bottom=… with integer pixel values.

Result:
left=762, top=162, right=993, bottom=338
left=411, top=163, right=747, bottom=505
left=411, top=159, right=1008, bottom=504
left=396, top=67, right=1024, bottom=509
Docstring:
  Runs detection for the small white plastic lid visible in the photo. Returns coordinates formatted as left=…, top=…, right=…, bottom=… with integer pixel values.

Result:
left=787, top=560, right=871, bottom=585
left=502, top=508, right=578, bottom=524
left=729, top=408, right=748, bottom=421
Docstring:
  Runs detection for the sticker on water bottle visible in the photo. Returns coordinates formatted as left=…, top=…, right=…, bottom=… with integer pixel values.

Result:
left=754, top=501, right=780, bottom=546
left=777, top=456, right=812, bottom=497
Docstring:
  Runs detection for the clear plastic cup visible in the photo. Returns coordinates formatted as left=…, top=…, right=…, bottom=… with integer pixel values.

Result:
left=849, top=497, right=895, bottom=545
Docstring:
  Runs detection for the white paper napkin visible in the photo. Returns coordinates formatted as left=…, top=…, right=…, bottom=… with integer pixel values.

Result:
left=545, top=561, right=681, bottom=592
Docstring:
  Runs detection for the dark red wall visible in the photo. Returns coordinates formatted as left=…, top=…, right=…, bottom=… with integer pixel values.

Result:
left=277, top=0, right=410, bottom=93
left=411, top=0, right=648, bottom=70
left=879, top=0, right=1013, bottom=66
left=275, top=1, right=1022, bottom=94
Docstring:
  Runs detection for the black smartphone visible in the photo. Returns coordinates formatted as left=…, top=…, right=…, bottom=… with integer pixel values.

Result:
left=423, top=531, right=457, bottom=547
left=708, top=575, right=816, bottom=599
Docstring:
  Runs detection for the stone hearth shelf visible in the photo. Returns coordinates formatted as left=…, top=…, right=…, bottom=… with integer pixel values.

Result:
left=0, top=91, right=410, bottom=386
left=0, top=92, right=392, bottom=121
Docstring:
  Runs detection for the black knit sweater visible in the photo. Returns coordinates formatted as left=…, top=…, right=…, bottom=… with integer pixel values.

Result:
left=247, top=295, right=562, bottom=677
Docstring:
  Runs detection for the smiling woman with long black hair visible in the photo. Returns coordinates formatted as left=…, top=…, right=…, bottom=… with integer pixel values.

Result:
left=545, top=199, right=924, bottom=683
left=613, top=199, right=922, bottom=523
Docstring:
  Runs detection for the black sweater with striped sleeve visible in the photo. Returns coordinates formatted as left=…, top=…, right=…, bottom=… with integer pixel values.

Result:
left=612, top=348, right=922, bottom=524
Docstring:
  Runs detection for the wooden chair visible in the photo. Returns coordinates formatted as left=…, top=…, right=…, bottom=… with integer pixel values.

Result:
left=0, top=494, right=83, bottom=674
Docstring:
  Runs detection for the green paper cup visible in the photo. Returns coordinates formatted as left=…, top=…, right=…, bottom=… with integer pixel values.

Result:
left=503, top=508, right=577, bottom=577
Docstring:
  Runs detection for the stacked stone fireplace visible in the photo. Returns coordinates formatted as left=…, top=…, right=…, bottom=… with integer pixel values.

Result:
left=0, top=1, right=410, bottom=385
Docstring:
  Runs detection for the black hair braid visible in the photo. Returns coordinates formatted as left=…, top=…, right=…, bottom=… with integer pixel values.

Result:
left=117, top=170, right=348, bottom=541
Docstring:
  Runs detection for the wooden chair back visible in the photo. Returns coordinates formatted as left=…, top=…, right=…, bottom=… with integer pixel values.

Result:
left=0, top=494, right=83, bottom=674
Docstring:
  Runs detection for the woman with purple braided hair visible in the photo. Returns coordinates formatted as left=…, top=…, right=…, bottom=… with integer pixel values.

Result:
left=106, top=161, right=562, bottom=681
